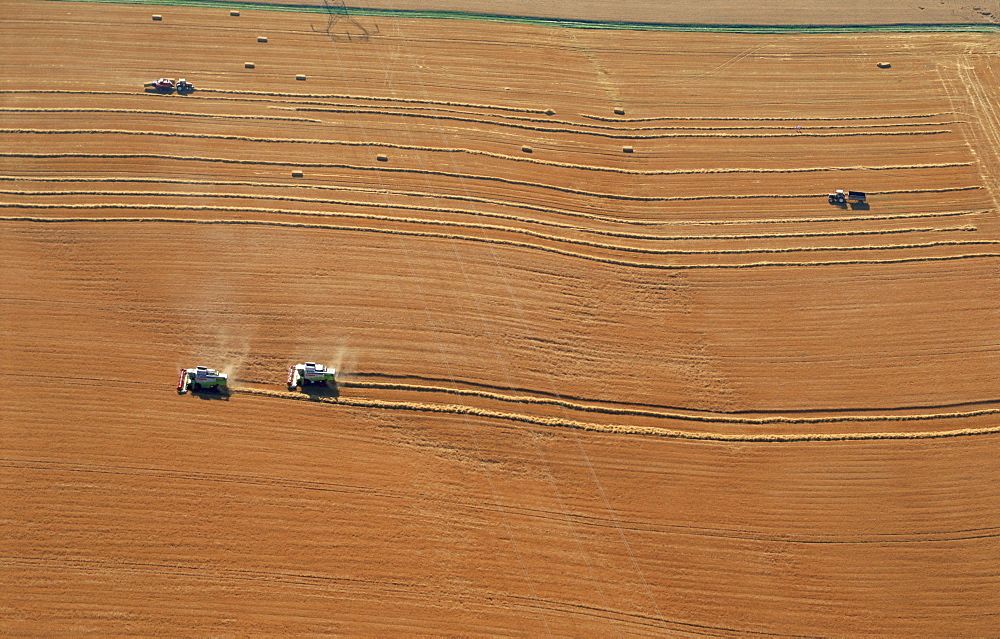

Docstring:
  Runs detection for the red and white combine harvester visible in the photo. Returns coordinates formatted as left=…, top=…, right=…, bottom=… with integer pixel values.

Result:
left=287, top=362, right=337, bottom=391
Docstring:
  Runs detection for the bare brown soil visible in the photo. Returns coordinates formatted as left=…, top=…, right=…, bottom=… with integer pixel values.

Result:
left=2, top=1, right=1000, bottom=635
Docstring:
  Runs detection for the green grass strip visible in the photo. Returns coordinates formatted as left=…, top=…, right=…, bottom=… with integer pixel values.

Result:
left=40, top=0, right=1000, bottom=33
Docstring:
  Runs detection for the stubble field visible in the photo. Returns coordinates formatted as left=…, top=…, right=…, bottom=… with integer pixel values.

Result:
left=2, top=0, right=1000, bottom=634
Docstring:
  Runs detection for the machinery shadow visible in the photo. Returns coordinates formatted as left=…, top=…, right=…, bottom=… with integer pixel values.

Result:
left=849, top=202, right=871, bottom=211
left=300, top=381, right=340, bottom=400
left=142, top=86, right=195, bottom=95
left=190, top=388, right=231, bottom=401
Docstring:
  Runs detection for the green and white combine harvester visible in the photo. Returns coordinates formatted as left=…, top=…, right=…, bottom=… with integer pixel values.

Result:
left=287, top=362, right=337, bottom=390
left=176, top=366, right=229, bottom=394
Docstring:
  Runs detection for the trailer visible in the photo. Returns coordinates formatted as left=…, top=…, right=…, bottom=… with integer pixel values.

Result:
left=177, top=366, right=228, bottom=394
left=144, top=78, right=175, bottom=92
left=287, top=362, right=336, bottom=390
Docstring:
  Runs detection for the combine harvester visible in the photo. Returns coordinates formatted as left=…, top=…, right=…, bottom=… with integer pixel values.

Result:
left=177, top=366, right=229, bottom=394
left=828, top=189, right=867, bottom=205
left=287, top=362, right=336, bottom=390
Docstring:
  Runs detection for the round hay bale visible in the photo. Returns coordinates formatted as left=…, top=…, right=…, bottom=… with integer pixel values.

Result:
left=244, top=62, right=255, bottom=69
left=376, top=154, right=388, bottom=162
left=257, top=36, right=268, bottom=43
left=230, top=10, right=240, bottom=16
left=613, top=107, right=625, bottom=115
left=291, top=170, right=304, bottom=178
left=877, top=61, right=892, bottom=68
left=151, top=14, right=162, bottom=20
left=622, top=146, right=634, bottom=153
left=545, top=109, right=555, bottom=116
left=296, top=74, right=306, bottom=81
left=521, top=146, right=533, bottom=153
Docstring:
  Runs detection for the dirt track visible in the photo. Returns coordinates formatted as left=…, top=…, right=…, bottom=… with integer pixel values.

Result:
left=2, top=1, right=1000, bottom=634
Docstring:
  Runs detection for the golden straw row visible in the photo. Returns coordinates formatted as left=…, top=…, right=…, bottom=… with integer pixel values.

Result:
left=0, top=193, right=977, bottom=241
left=2, top=216, right=997, bottom=270
left=233, top=387, right=1000, bottom=442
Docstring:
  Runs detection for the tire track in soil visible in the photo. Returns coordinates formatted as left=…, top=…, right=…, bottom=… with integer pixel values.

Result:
left=0, top=555, right=736, bottom=635
left=581, top=112, right=957, bottom=123
left=956, top=55, right=1000, bottom=210
left=10, top=89, right=940, bottom=132
left=284, top=105, right=961, bottom=138
left=0, top=126, right=954, bottom=156
left=3, top=216, right=997, bottom=269
left=0, top=199, right=979, bottom=245
left=0, top=107, right=321, bottom=122
left=5, top=457, right=1000, bottom=545
left=336, top=378, right=1000, bottom=424
left=0, top=176, right=982, bottom=222
left=0, top=152, right=973, bottom=198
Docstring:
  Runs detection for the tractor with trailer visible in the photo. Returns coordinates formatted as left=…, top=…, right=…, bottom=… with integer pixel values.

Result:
left=828, top=189, right=866, bottom=205
left=177, top=366, right=228, bottom=394
left=287, top=362, right=336, bottom=390
left=143, top=78, right=194, bottom=93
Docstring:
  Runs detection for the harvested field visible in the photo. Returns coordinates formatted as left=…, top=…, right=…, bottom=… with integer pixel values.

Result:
left=2, top=0, right=1000, bottom=635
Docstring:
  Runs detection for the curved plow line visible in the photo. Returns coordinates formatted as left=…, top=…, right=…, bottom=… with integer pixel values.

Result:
left=0, top=107, right=321, bottom=123
left=0, top=148, right=972, bottom=182
left=293, top=106, right=957, bottom=138
left=197, top=88, right=552, bottom=115
left=648, top=186, right=983, bottom=202
left=0, top=89, right=554, bottom=120
left=484, top=112, right=964, bottom=132
left=0, top=193, right=977, bottom=242
left=0, top=89, right=550, bottom=116
left=0, top=175, right=990, bottom=233
left=2, top=216, right=998, bottom=269
left=411, top=108, right=963, bottom=131
left=0, top=176, right=982, bottom=224
left=232, top=388, right=1000, bottom=441
left=0, top=205, right=988, bottom=255
left=2, top=90, right=590, bottom=131
left=0, top=92, right=956, bottom=125
left=2, top=129, right=953, bottom=169
left=341, top=380, right=1000, bottom=424
left=582, top=112, right=957, bottom=123
left=20, top=0, right=1000, bottom=33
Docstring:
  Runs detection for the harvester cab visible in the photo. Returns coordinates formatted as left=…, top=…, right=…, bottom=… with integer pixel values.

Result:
left=287, top=362, right=336, bottom=390
left=828, top=189, right=867, bottom=205
left=177, top=366, right=229, bottom=394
